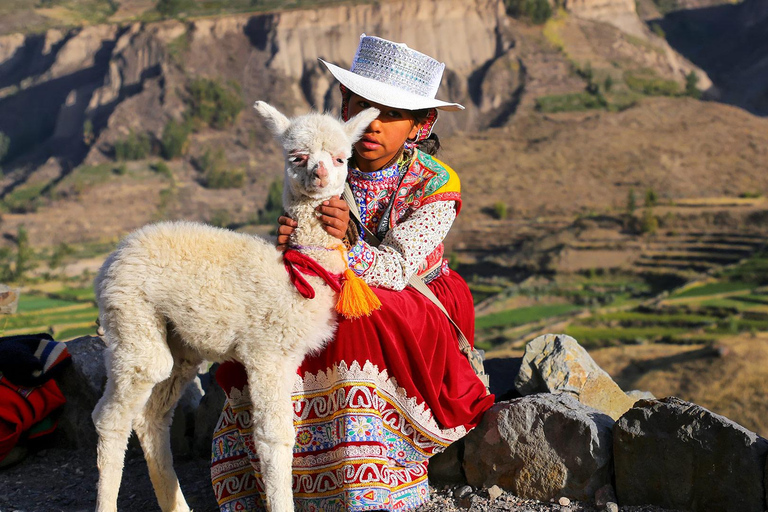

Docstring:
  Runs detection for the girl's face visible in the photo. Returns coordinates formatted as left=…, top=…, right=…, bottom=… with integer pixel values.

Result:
left=347, top=93, right=425, bottom=172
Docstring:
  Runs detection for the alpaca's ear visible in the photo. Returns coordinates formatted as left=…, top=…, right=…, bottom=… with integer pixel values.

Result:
left=344, top=107, right=380, bottom=143
left=254, top=101, right=291, bottom=137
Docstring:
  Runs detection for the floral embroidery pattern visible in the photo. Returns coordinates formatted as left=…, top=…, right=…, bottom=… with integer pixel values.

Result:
left=210, top=361, right=466, bottom=511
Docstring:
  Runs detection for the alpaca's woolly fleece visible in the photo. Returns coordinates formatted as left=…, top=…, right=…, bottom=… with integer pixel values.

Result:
left=91, top=103, right=380, bottom=512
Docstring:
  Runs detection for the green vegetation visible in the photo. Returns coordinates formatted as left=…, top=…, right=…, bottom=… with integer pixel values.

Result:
left=624, top=70, right=680, bottom=96
left=651, top=23, right=666, bottom=39
left=114, top=130, right=152, bottom=161
left=671, top=281, right=754, bottom=299
left=719, top=252, right=768, bottom=285
left=161, top=119, right=190, bottom=159
left=53, top=163, right=118, bottom=197
left=198, top=148, right=245, bottom=189
left=17, top=295, right=78, bottom=313
left=640, top=207, right=658, bottom=234
left=2, top=181, right=47, bottom=213
left=83, top=119, right=94, bottom=145
left=209, top=209, right=232, bottom=228
left=535, top=91, right=607, bottom=113
left=10, top=287, right=98, bottom=340
left=48, top=242, right=74, bottom=276
left=626, top=187, right=637, bottom=216
left=644, top=188, right=658, bottom=207
left=156, top=0, right=194, bottom=17
left=14, top=226, right=36, bottom=281
left=0, top=132, right=9, bottom=165
left=492, top=201, right=508, bottom=220
left=476, top=303, right=580, bottom=330
left=652, top=0, right=679, bottom=15
left=258, top=178, right=284, bottom=224
left=504, top=0, right=552, bottom=24
left=565, top=325, right=690, bottom=347
left=187, top=79, right=243, bottom=130
left=152, top=161, right=173, bottom=179
left=685, top=71, right=701, bottom=99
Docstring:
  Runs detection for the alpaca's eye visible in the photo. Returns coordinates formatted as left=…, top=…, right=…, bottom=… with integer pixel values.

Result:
left=290, top=155, right=308, bottom=166
left=335, top=158, right=345, bottom=165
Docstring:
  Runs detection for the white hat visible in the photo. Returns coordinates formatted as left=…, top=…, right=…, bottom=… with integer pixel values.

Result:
left=319, top=34, right=464, bottom=112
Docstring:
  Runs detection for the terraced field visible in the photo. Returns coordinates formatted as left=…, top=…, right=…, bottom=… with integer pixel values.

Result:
left=477, top=249, right=768, bottom=354
left=5, top=287, right=99, bottom=340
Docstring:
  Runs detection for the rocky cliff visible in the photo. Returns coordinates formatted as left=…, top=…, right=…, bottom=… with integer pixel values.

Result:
left=0, top=0, right=751, bottom=248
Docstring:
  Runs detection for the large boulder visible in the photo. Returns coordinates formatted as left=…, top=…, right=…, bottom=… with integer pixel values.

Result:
left=55, top=336, right=109, bottom=450
left=515, top=333, right=636, bottom=420
left=463, top=394, right=614, bottom=501
left=428, top=440, right=466, bottom=486
left=55, top=336, right=204, bottom=454
left=614, top=396, right=768, bottom=512
left=484, top=356, right=522, bottom=399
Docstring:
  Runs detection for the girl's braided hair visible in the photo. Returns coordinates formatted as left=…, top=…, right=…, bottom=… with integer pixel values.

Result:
left=411, top=108, right=440, bottom=156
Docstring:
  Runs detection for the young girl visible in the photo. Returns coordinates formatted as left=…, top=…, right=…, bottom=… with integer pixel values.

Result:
left=210, top=34, right=495, bottom=512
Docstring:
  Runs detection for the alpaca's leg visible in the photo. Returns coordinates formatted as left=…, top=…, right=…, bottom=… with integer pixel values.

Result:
left=245, top=362, right=297, bottom=512
left=133, top=354, right=201, bottom=512
left=93, top=368, right=164, bottom=512
left=92, top=310, right=174, bottom=512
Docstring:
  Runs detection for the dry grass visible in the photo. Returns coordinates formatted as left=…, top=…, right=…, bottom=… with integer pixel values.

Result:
left=589, top=333, right=768, bottom=437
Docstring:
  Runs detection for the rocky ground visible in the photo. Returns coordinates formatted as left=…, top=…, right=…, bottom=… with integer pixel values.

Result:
left=0, top=441, right=679, bottom=512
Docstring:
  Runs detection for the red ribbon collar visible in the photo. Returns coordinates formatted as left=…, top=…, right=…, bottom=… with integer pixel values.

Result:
left=283, top=249, right=343, bottom=299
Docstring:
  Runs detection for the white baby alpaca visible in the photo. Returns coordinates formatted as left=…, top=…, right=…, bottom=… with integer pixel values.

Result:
left=91, top=102, right=379, bottom=512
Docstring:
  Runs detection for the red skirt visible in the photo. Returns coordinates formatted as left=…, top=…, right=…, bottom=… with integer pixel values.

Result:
left=211, top=270, right=494, bottom=511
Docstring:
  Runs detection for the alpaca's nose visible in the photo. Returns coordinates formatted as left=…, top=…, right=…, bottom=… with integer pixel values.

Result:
left=314, top=161, right=328, bottom=178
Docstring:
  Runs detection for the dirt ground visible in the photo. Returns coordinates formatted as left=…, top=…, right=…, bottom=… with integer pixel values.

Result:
left=0, top=441, right=218, bottom=512
left=0, top=439, right=679, bottom=512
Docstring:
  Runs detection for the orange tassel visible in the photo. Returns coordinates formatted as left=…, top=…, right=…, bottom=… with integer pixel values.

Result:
left=336, top=268, right=381, bottom=319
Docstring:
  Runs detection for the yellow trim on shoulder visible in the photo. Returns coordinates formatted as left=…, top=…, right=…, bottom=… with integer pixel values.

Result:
left=431, top=156, right=461, bottom=195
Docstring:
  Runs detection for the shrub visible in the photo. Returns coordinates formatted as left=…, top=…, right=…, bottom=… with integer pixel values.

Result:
left=640, top=207, right=658, bottom=234
left=624, top=71, right=680, bottom=96
left=156, top=0, right=193, bottom=17
left=258, top=178, right=284, bottom=224
left=535, top=92, right=607, bottom=113
left=685, top=71, right=701, bottom=99
left=209, top=209, right=232, bottom=228
left=604, top=75, right=614, bottom=92
left=114, top=130, right=151, bottom=161
left=152, top=161, right=172, bottom=179
left=114, top=163, right=128, bottom=175
left=14, top=225, right=36, bottom=281
left=161, top=119, right=189, bottom=159
left=3, top=182, right=47, bottom=213
left=0, top=132, right=9, bottom=164
left=504, top=0, right=552, bottom=24
left=626, top=187, right=637, bottom=215
left=207, top=168, right=245, bottom=189
left=49, top=242, right=74, bottom=273
left=651, top=23, right=666, bottom=39
left=652, top=0, right=679, bottom=15
left=644, top=188, right=657, bottom=207
left=187, top=79, right=243, bottom=129
left=492, top=201, right=508, bottom=220
left=198, top=148, right=245, bottom=189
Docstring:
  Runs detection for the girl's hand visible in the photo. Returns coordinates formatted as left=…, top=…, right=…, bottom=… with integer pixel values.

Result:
left=276, top=215, right=297, bottom=252
left=316, top=196, right=349, bottom=240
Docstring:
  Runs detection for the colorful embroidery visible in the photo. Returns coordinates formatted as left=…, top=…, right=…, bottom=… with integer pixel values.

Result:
left=345, top=150, right=459, bottom=287
left=210, top=361, right=466, bottom=511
